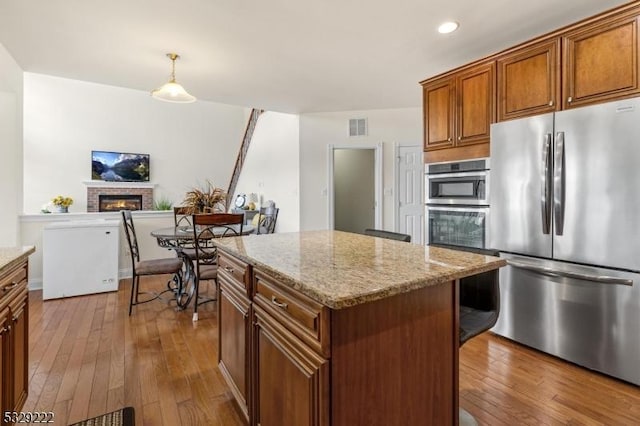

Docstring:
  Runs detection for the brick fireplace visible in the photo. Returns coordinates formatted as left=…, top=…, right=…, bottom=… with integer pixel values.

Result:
left=85, top=182, right=154, bottom=212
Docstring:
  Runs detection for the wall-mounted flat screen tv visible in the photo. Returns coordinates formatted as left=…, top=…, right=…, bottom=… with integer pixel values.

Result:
left=91, top=150, right=150, bottom=182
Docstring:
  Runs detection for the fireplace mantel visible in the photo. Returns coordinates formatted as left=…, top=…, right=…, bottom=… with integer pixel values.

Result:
left=83, top=181, right=156, bottom=189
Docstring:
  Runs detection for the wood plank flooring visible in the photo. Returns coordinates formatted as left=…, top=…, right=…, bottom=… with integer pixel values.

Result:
left=23, top=276, right=640, bottom=425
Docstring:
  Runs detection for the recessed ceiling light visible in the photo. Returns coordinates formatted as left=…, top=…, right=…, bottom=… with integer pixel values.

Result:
left=438, top=21, right=459, bottom=34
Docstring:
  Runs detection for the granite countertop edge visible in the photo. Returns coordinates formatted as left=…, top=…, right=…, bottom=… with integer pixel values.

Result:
left=215, top=243, right=506, bottom=310
left=0, top=246, right=36, bottom=274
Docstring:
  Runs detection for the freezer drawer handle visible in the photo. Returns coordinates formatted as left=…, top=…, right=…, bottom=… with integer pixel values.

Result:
left=507, top=260, right=633, bottom=286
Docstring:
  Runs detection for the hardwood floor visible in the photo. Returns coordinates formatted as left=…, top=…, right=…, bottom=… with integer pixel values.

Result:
left=23, top=276, right=244, bottom=426
left=23, top=277, right=640, bottom=425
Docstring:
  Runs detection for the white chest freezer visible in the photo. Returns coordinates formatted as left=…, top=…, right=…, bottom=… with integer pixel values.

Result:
left=43, top=219, right=120, bottom=300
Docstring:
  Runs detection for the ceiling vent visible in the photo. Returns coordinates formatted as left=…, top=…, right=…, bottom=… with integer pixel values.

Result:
left=349, top=118, right=368, bottom=137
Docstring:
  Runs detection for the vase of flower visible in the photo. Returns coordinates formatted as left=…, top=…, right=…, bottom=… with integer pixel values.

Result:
left=51, top=195, right=73, bottom=213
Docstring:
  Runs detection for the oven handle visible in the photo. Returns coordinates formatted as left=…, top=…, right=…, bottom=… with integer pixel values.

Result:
left=426, top=170, right=489, bottom=180
left=426, top=205, right=489, bottom=214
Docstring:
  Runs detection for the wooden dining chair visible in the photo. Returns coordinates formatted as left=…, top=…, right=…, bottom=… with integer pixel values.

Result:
left=121, top=210, right=184, bottom=315
left=190, top=213, right=244, bottom=321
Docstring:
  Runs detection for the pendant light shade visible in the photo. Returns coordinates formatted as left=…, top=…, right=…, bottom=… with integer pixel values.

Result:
left=151, top=53, right=196, bottom=103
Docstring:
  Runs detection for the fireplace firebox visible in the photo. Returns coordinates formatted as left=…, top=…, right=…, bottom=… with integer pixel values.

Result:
left=99, top=194, right=143, bottom=212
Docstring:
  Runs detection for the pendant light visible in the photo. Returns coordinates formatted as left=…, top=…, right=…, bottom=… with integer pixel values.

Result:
left=151, top=53, right=196, bottom=103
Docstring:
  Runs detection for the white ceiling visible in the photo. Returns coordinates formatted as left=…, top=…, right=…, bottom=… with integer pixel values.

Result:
left=0, top=0, right=629, bottom=113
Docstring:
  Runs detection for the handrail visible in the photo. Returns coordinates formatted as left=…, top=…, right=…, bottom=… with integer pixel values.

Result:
left=226, top=108, right=263, bottom=209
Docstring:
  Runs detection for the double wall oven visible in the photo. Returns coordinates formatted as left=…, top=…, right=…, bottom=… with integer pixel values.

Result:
left=426, top=158, right=489, bottom=249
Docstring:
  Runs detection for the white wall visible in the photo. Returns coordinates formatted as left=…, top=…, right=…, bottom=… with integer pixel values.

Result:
left=299, top=108, right=421, bottom=231
left=23, top=73, right=250, bottom=214
left=0, top=44, right=23, bottom=246
left=233, top=111, right=300, bottom=232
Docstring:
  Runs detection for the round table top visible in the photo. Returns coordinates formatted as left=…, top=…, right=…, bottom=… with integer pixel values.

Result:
left=151, top=224, right=254, bottom=240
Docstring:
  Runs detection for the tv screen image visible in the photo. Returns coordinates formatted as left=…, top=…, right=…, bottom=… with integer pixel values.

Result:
left=92, top=150, right=150, bottom=182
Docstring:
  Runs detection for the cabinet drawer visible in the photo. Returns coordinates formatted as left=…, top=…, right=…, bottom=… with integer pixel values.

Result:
left=254, top=269, right=330, bottom=357
left=1, top=263, right=27, bottom=297
left=218, top=252, right=251, bottom=295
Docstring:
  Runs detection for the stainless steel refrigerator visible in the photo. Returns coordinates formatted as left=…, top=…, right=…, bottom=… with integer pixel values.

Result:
left=489, top=97, right=640, bottom=385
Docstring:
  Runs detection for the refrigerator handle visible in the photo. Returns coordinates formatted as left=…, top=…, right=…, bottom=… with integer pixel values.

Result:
left=507, top=260, right=633, bottom=286
left=554, top=131, right=565, bottom=235
left=541, top=133, right=552, bottom=234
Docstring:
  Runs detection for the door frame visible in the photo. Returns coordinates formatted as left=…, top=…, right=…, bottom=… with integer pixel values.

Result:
left=327, top=143, right=383, bottom=230
left=394, top=143, right=424, bottom=242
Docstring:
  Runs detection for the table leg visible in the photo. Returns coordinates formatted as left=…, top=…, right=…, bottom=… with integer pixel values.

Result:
left=176, top=253, right=197, bottom=310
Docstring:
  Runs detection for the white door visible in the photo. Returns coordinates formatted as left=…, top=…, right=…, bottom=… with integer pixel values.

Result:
left=396, top=145, right=424, bottom=244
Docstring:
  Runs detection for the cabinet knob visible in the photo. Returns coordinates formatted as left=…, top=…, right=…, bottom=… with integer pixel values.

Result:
left=223, top=266, right=234, bottom=274
left=0, top=326, right=6, bottom=335
left=458, top=136, right=462, bottom=141
left=567, top=96, right=573, bottom=103
left=447, top=137, right=452, bottom=142
left=549, top=100, right=554, bottom=106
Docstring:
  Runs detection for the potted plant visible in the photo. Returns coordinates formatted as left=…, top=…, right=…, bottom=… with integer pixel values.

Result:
left=51, top=195, right=73, bottom=213
left=182, top=180, right=227, bottom=214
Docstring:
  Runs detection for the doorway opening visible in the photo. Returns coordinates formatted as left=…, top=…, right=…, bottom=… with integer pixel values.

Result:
left=327, top=143, right=382, bottom=233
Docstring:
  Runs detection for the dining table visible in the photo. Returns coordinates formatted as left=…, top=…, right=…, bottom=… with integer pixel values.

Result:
left=150, top=224, right=255, bottom=319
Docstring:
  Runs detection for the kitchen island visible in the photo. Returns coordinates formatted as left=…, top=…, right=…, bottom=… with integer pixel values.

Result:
left=213, top=230, right=504, bottom=426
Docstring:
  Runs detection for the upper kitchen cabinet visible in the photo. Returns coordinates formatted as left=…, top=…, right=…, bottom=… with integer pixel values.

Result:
left=423, top=77, right=455, bottom=150
left=563, top=12, right=640, bottom=109
left=422, top=61, right=495, bottom=162
left=497, top=39, right=561, bottom=121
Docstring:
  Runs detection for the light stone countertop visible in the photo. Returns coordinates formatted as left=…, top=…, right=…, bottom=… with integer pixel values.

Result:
left=0, top=246, right=36, bottom=275
left=214, top=230, right=506, bottom=309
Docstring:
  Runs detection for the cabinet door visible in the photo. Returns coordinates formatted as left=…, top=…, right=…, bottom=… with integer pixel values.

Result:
left=497, top=39, right=560, bottom=121
left=423, top=77, right=455, bottom=150
left=0, top=306, right=9, bottom=415
left=9, top=289, right=28, bottom=413
left=254, top=306, right=329, bottom=426
left=218, top=279, right=251, bottom=422
left=563, top=14, right=640, bottom=108
left=456, top=62, right=495, bottom=146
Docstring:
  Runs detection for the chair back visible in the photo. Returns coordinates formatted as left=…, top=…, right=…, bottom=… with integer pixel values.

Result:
left=430, top=244, right=500, bottom=346
left=121, top=210, right=141, bottom=266
left=191, top=213, right=244, bottom=268
left=256, top=207, right=279, bottom=234
left=364, top=228, right=411, bottom=242
left=456, top=247, right=500, bottom=314
left=174, top=206, right=193, bottom=227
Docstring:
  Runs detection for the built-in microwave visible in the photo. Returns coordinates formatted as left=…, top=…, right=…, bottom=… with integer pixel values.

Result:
left=426, top=158, right=489, bottom=205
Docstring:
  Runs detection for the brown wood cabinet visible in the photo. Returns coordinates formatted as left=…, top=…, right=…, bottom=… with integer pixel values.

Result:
left=563, top=12, right=640, bottom=109
left=217, top=253, right=252, bottom=423
left=253, top=304, right=329, bottom=426
left=0, top=260, right=29, bottom=421
left=422, top=62, right=495, bottom=162
left=497, top=39, right=561, bottom=121
left=0, top=304, right=9, bottom=416
left=422, top=1, right=640, bottom=160
left=423, top=77, right=455, bottom=150
left=252, top=269, right=330, bottom=426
